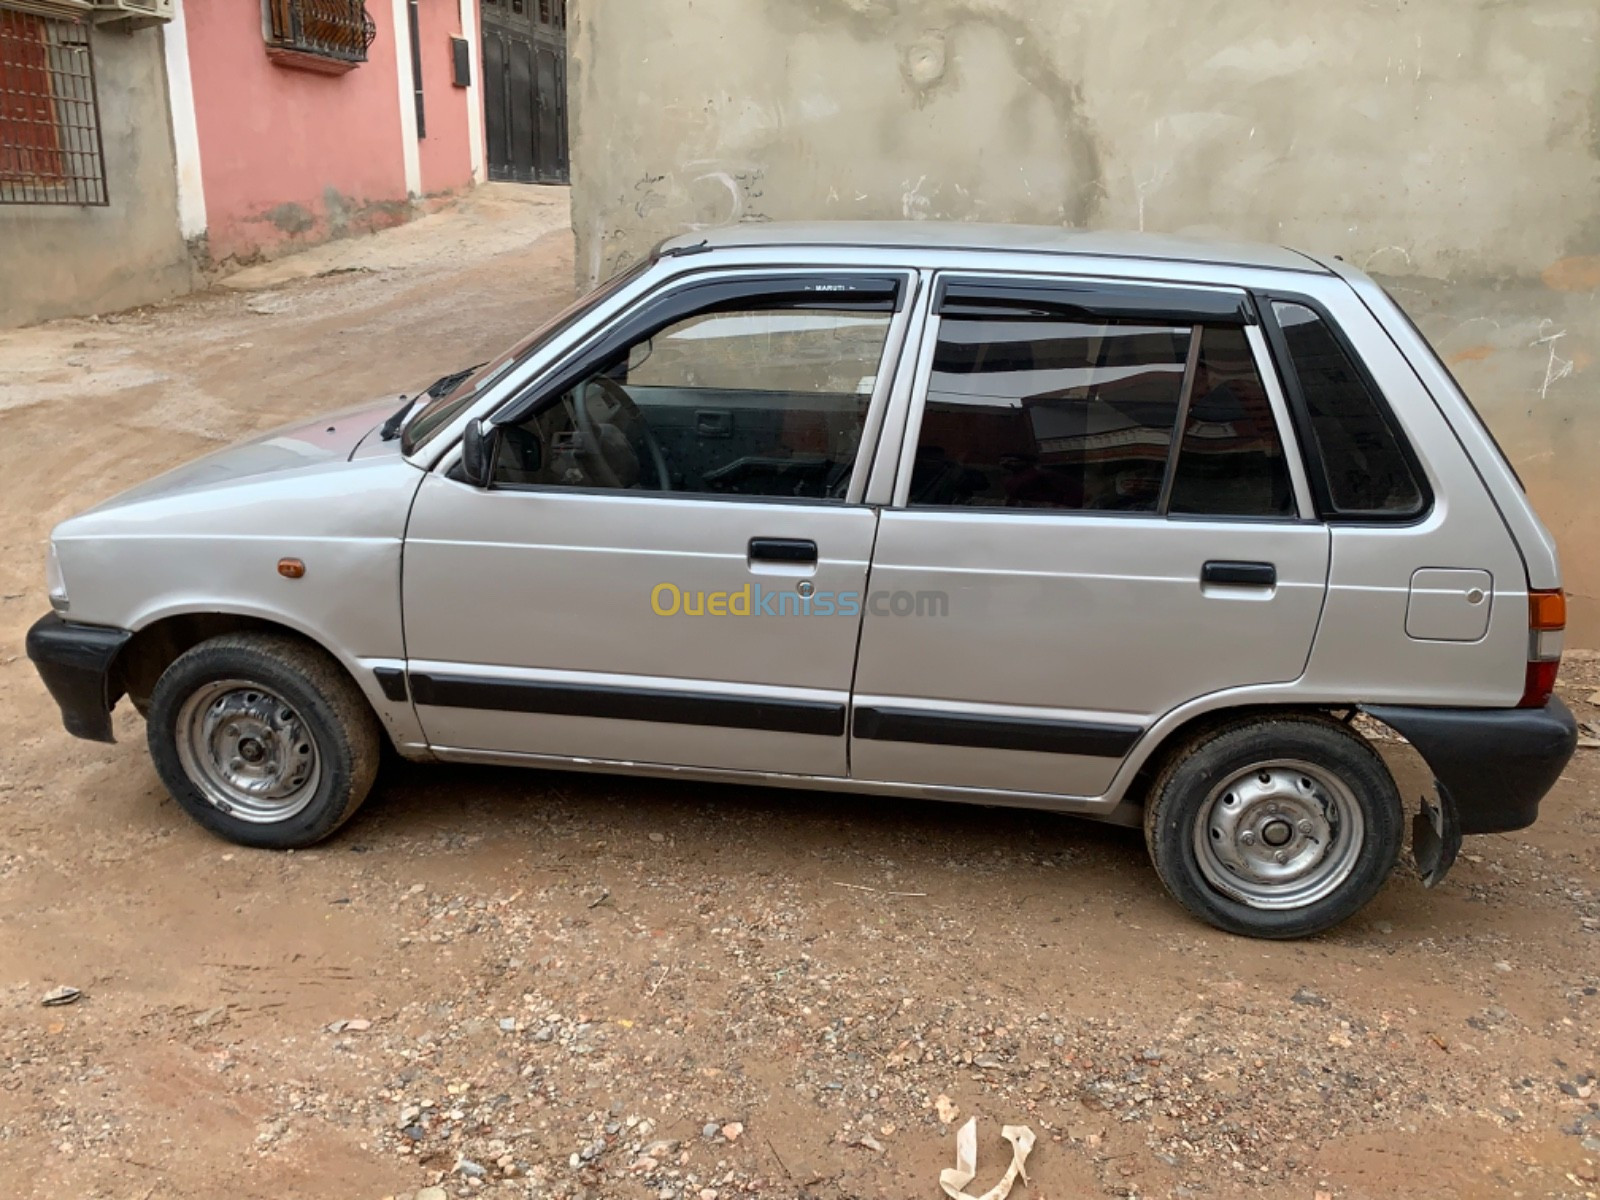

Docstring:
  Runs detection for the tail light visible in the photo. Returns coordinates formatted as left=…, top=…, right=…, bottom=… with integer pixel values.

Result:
left=1520, top=588, right=1565, bottom=708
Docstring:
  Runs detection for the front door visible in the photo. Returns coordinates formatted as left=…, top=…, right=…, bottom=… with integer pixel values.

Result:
left=850, top=274, right=1330, bottom=799
left=481, top=0, right=567, bottom=183
left=402, top=271, right=916, bottom=776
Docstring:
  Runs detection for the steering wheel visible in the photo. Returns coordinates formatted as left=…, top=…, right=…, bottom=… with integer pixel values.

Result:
left=574, top=375, right=672, bottom=491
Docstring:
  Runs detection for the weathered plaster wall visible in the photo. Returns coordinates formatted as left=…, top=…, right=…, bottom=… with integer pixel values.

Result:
left=0, top=25, right=193, bottom=327
left=569, top=0, right=1600, bottom=641
left=184, top=1, right=412, bottom=265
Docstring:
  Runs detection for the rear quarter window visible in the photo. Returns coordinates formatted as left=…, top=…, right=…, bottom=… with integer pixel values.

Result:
left=1271, top=300, right=1426, bottom=519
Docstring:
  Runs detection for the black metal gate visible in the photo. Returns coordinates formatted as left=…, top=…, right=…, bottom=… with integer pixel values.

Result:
left=481, top=0, right=567, bottom=184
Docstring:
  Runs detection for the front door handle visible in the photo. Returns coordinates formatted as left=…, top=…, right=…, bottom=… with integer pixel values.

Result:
left=1202, top=560, right=1277, bottom=587
left=749, top=538, right=817, bottom=565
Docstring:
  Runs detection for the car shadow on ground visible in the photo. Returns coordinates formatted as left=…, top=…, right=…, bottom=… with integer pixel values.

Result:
left=351, top=755, right=1152, bottom=885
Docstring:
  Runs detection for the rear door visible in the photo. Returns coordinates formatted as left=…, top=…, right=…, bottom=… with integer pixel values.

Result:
left=849, top=274, right=1330, bottom=799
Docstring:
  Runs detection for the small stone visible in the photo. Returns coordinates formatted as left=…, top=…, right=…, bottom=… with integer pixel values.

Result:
left=403, top=1125, right=425, bottom=1141
left=699, top=1190, right=718, bottom=1200
left=702, top=1123, right=719, bottom=1139
left=857, top=1133, right=884, bottom=1153
left=649, top=832, right=666, bottom=843
left=498, top=1018, right=516, bottom=1032
left=935, top=1094, right=960, bottom=1125
left=345, top=1018, right=372, bottom=1032
left=1375, top=920, right=1393, bottom=934
left=1493, top=961, right=1513, bottom=973
left=41, top=986, right=81, bottom=1007
left=720, top=1122, right=743, bottom=1142
left=1558, top=1081, right=1581, bottom=1098
left=973, top=1052, right=1004, bottom=1069
left=1291, top=988, right=1330, bottom=1008
left=193, top=1006, right=226, bottom=1027
left=416, top=1189, right=447, bottom=1200
left=456, top=1158, right=487, bottom=1178
left=1140, top=1048, right=1164, bottom=1063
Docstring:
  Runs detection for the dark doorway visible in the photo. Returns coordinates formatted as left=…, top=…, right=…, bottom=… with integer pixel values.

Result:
left=481, top=0, right=568, bottom=184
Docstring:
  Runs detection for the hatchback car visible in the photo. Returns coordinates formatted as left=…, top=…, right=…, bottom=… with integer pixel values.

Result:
left=27, top=223, right=1577, bottom=938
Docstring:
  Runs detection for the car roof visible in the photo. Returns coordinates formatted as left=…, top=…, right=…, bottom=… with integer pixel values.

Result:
left=661, top=221, right=1328, bottom=275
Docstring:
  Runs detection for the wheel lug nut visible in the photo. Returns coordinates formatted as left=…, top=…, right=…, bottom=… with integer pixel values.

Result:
left=1273, top=850, right=1287, bottom=864
left=1297, top=819, right=1313, bottom=836
left=1240, top=831, right=1256, bottom=846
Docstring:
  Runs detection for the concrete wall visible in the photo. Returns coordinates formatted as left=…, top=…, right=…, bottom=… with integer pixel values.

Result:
left=0, top=23, right=193, bottom=327
left=569, top=0, right=1600, bottom=642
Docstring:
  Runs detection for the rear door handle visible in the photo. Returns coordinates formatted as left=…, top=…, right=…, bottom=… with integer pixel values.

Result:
left=749, top=538, right=817, bottom=564
left=1202, top=560, right=1277, bottom=587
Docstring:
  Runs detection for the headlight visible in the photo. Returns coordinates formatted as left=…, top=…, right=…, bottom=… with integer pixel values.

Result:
left=46, top=542, right=68, bottom=614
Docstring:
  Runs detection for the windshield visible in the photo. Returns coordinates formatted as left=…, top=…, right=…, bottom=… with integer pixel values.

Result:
left=401, top=257, right=653, bottom=455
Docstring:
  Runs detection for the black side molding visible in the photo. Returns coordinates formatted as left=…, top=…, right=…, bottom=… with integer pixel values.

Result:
left=373, top=667, right=409, bottom=703
left=25, top=613, right=132, bottom=744
left=852, top=706, right=1143, bottom=759
left=1361, top=697, right=1577, bottom=836
left=1202, top=561, right=1277, bottom=587
left=410, top=673, right=845, bottom=737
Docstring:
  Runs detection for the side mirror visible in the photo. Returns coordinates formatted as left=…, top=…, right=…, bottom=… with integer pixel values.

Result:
left=459, top=418, right=499, bottom=487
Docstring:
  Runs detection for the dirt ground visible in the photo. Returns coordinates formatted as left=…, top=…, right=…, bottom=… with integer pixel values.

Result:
left=1, top=187, right=1598, bottom=1200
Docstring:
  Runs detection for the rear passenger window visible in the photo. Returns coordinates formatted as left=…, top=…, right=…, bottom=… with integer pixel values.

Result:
left=1167, top=326, right=1294, bottom=518
left=1272, top=301, right=1425, bottom=518
left=909, top=316, right=1189, bottom=512
left=908, top=311, right=1294, bottom=518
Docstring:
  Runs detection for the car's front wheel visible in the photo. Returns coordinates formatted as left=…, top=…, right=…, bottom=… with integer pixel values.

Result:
left=146, top=632, right=381, bottom=849
left=1143, top=715, right=1403, bottom=938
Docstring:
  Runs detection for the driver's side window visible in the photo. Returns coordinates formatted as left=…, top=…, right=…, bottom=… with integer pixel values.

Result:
left=492, top=293, right=894, bottom=500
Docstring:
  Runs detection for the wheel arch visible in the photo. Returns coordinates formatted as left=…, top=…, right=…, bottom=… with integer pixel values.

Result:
left=119, top=611, right=371, bottom=716
left=1111, top=700, right=1381, bottom=817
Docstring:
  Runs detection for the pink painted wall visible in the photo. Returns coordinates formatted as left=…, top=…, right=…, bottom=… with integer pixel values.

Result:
left=416, top=0, right=473, bottom=195
left=185, top=3, right=410, bottom=263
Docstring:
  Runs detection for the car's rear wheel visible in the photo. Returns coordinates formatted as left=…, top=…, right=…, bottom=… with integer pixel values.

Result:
left=147, top=633, right=380, bottom=849
left=1143, top=715, right=1403, bottom=938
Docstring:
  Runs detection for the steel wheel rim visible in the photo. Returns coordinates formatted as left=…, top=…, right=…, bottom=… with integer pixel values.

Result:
left=174, top=678, right=321, bottom=824
left=1192, top=758, right=1365, bottom=911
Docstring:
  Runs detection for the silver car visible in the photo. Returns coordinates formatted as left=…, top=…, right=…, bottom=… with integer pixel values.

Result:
left=27, top=223, right=1577, bottom=938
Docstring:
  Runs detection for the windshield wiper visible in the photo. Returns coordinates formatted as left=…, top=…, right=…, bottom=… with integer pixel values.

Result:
left=379, top=395, right=414, bottom=441
left=380, top=363, right=486, bottom=442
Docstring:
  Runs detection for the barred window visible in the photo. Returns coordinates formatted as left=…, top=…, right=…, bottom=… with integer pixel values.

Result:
left=0, top=10, right=107, bottom=207
left=266, top=0, right=377, bottom=67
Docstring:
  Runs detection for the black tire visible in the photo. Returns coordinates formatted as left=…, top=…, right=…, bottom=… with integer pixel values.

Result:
left=146, top=633, right=381, bottom=849
left=1143, top=715, right=1403, bottom=939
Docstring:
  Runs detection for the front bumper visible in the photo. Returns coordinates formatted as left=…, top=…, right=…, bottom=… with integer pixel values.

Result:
left=1363, top=697, right=1578, bottom=836
left=25, top=613, right=132, bottom=744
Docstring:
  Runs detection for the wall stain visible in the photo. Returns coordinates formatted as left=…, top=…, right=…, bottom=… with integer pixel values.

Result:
left=260, top=202, right=316, bottom=236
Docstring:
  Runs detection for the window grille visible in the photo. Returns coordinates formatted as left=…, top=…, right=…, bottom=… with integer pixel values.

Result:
left=0, top=9, right=107, bottom=206
left=266, top=0, right=377, bottom=65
